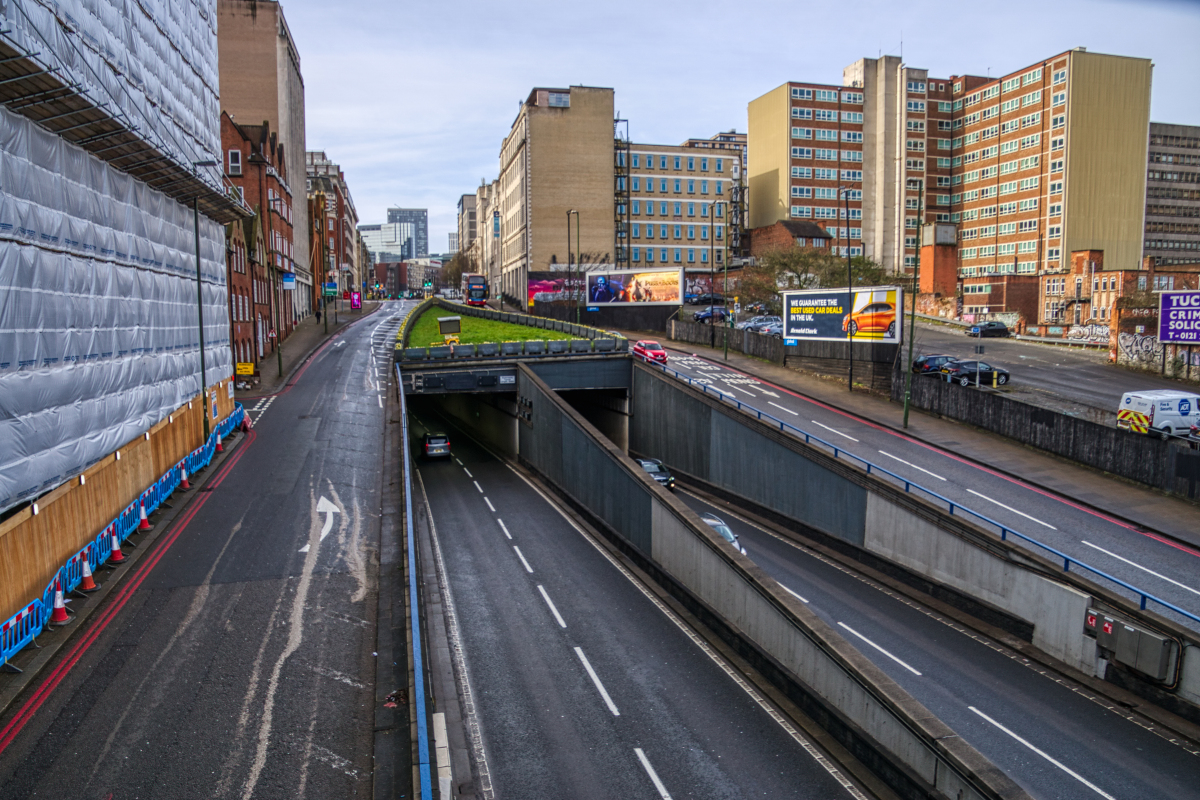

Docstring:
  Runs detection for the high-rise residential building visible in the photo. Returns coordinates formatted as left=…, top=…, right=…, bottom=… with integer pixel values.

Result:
left=750, top=49, right=1153, bottom=284
left=625, top=144, right=733, bottom=271
left=388, top=208, right=429, bottom=257
left=1144, top=123, right=1200, bottom=266
left=457, top=194, right=477, bottom=255
left=218, top=0, right=310, bottom=313
left=448, top=233, right=459, bottom=254
left=498, top=87, right=616, bottom=304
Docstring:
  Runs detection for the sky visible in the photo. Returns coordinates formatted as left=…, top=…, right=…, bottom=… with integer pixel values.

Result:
left=281, top=0, right=1200, bottom=256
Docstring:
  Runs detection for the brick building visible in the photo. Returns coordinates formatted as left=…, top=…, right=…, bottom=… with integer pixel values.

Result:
left=225, top=217, right=253, bottom=373
left=307, top=151, right=361, bottom=300
left=748, top=220, right=833, bottom=257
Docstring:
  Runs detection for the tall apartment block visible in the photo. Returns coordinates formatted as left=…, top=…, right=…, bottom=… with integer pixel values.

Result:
left=682, top=130, right=748, bottom=171
left=750, top=49, right=1153, bottom=282
left=1144, top=123, right=1200, bottom=266
left=498, top=86, right=616, bottom=304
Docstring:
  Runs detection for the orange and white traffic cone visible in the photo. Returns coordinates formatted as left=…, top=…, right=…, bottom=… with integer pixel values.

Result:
left=180, top=467, right=190, bottom=489
left=49, top=579, right=71, bottom=626
left=79, top=553, right=100, bottom=593
left=109, top=529, right=126, bottom=564
left=215, top=432, right=224, bottom=453
left=138, top=501, right=152, bottom=530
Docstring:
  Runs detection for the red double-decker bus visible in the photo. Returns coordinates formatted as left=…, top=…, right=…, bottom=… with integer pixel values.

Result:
left=462, top=273, right=489, bottom=307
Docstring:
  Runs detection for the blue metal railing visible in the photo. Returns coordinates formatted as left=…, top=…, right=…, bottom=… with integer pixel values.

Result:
left=2, top=404, right=246, bottom=672
left=654, top=363, right=1200, bottom=627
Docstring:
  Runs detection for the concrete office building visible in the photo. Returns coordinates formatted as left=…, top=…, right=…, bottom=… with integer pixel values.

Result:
left=1144, top=123, right=1200, bottom=267
left=388, top=208, right=428, bottom=257
left=498, top=86, right=616, bottom=305
left=682, top=130, right=747, bottom=171
left=218, top=0, right=310, bottom=313
left=359, top=222, right=416, bottom=263
left=457, top=194, right=477, bottom=255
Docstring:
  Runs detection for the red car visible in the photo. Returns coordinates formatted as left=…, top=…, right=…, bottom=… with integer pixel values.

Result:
left=633, top=340, right=668, bottom=364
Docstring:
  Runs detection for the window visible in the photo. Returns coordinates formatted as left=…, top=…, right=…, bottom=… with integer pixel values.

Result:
left=791, top=186, right=812, bottom=198
left=1001, top=98, right=1020, bottom=114
left=1050, top=160, right=1063, bottom=174
left=700, top=158, right=708, bottom=171
left=908, top=120, right=926, bottom=132
left=632, top=177, right=641, bottom=192
left=644, top=224, right=654, bottom=239
left=1050, top=181, right=1063, bottom=195
left=814, top=167, right=837, bottom=180
left=815, top=89, right=838, bottom=102
left=632, top=247, right=640, bottom=262
left=1002, top=77, right=1021, bottom=93
left=700, top=225, right=709, bottom=240
left=907, top=81, right=926, bottom=93
left=791, top=147, right=812, bottom=159
left=907, top=100, right=926, bottom=113
left=660, top=178, right=668, bottom=192
left=842, top=131, right=863, bottom=143
left=660, top=155, right=668, bottom=169
left=1024, top=68, right=1042, bottom=85
left=842, top=91, right=863, bottom=104
left=1052, top=92, right=1066, bottom=106
left=701, top=180, right=709, bottom=194
left=687, top=179, right=695, bottom=194
left=937, top=101, right=952, bottom=114
left=1047, top=225, right=1061, bottom=238
left=791, top=87, right=813, bottom=100
left=227, top=149, right=242, bottom=175
left=842, top=111, right=864, bottom=123
left=1022, top=90, right=1042, bottom=107
left=814, top=109, right=837, bottom=122
left=907, top=140, right=925, bottom=151
left=715, top=181, right=724, bottom=195
left=906, top=158, right=924, bottom=171
left=632, top=154, right=640, bottom=168
left=672, top=248, right=680, bottom=263
left=814, top=187, right=838, bottom=199
left=1019, top=198, right=1039, bottom=212
left=815, top=129, right=838, bottom=141
left=814, top=207, right=838, bottom=219
left=674, top=179, right=681, bottom=193
left=954, top=82, right=963, bottom=93
left=1052, top=114, right=1065, bottom=129
left=1019, top=176, right=1039, bottom=191
left=548, top=92, right=570, bottom=107
left=937, top=139, right=951, bottom=150
left=687, top=157, right=695, bottom=171
left=1051, top=137, right=1064, bottom=151
left=674, top=156, right=681, bottom=170
left=791, top=206, right=812, bottom=218
left=1053, top=69, right=1067, bottom=85
left=841, top=150, right=863, bottom=162
left=841, top=170, right=863, bottom=182
left=631, top=223, right=640, bottom=238
left=716, top=158, right=724, bottom=172
left=791, top=166, right=812, bottom=179
left=937, top=158, right=952, bottom=169
left=815, top=148, right=838, bottom=160
left=905, top=217, right=918, bottom=229
left=1018, top=219, right=1037, bottom=232
left=792, top=107, right=813, bottom=120
left=673, top=202, right=682, bottom=216
left=937, top=176, right=951, bottom=187
left=687, top=202, right=695, bottom=217
left=1020, top=133, right=1040, bottom=149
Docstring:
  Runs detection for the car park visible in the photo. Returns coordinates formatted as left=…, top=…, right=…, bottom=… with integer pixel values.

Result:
left=636, top=458, right=675, bottom=491
left=693, top=306, right=727, bottom=324
left=422, top=433, right=451, bottom=459
left=632, top=340, right=668, bottom=364
left=700, top=513, right=746, bottom=555
left=912, top=354, right=956, bottom=375
left=967, top=321, right=1010, bottom=338
left=940, top=360, right=1009, bottom=387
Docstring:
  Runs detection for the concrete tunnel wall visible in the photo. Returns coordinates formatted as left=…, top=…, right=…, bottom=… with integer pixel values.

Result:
left=515, top=362, right=1027, bottom=800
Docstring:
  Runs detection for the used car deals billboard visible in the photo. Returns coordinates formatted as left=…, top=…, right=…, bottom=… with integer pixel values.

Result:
left=586, top=269, right=681, bottom=305
left=1159, top=290, right=1200, bottom=344
left=782, top=286, right=903, bottom=343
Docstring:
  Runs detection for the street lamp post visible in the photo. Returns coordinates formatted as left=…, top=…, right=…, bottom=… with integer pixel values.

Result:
left=840, top=186, right=853, bottom=392
left=721, top=201, right=730, bottom=360
left=567, top=210, right=580, bottom=323
left=709, top=203, right=716, bottom=349
left=192, top=160, right=217, bottom=441
left=902, top=179, right=924, bottom=428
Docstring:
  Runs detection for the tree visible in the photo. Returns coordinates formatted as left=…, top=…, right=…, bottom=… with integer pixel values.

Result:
left=442, top=250, right=476, bottom=290
left=759, top=245, right=886, bottom=290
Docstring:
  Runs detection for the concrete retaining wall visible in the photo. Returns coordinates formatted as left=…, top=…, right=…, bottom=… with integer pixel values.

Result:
left=516, top=363, right=1028, bottom=800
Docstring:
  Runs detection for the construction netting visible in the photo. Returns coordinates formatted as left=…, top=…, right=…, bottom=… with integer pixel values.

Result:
left=0, top=104, right=231, bottom=514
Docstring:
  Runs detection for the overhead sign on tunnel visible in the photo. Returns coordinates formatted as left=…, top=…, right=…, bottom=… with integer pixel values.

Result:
left=781, top=286, right=903, bottom=344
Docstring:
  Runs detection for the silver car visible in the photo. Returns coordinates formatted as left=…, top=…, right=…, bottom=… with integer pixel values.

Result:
left=700, top=513, right=746, bottom=555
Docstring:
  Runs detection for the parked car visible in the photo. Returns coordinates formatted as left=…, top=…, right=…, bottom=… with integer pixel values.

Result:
left=736, top=315, right=770, bottom=330
left=743, top=301, right=770, bottom=315
left=637, top=458, right=675, bottom=491
left=422, top=432, right=451, bottom=459
left=633, top=340, right=668, bottom=364
left=967, top=321, right=1010, bottom=338
left=842, top=302, right=897, bottom=338
left=738, top=315, right=781, bottom=331
left=912, top=354, right=956, bottom=375
left=694, top=306, right=727, bottom=324
left=760, top=322, right=784, bottom=338
left=940, top=360, right=1010, bottom=387
left=683, top=292, right=699, bottom=305
left=691, top=293, right=725, bottom=306
left=1116, top=390, right=1200, bottom=440
left=700, top=513, right=746, bottom=555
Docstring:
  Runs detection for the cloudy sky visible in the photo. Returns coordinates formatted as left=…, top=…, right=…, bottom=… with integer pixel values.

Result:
left=281, top=0, right=1200, bottom=255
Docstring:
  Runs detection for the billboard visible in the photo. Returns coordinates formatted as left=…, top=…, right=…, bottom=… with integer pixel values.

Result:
left=1159, top=290, right=1200, bottom=344
left=586, top=269, right=682, bottom=305
left=527, top=271, right=585, bottom=307
left=782, top=286, right=903, bottom=343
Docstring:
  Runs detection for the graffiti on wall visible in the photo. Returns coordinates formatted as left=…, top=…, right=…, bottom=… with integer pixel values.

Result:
left=1117, top=332, right=1160, bottom=364
left=1068, top=324, right=1110, bottom=344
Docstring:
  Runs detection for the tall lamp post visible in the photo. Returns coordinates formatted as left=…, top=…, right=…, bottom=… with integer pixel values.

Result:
left=566, top=209, right=580, bottom=323
left=192, top=159, right=217, bottom=441
left=902, top=179, right=924, bottom=428
left=839, top=186, right=853, bottom=392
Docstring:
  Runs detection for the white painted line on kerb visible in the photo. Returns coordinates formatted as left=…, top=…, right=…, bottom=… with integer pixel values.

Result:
left=634, top=748, right=672, bottom=799
left=837, top=622, right=922, bottom=676
left=811, top=420, right=859, bottom=442
left=377, top=396, right=382, bottom=408
left=1083, top=540, right=1200, bottom=597
left=574, top=647, right=620, bottom=716
left=768, top=401, right=799, bottom=416
left=968, top=706, right=1117, bottom=799
left=473, top=480, right=483, bottom=494
left=484, top=497, right=496, bottom=513
left=967, top=489, right=1057, bottom=530
left=496, top=519, right=512, bottom=540
left=782, top=585, right=809, bottom=603
left=513, top=546, right=534, bottom=574
left=878, top=450, right=947, bottom=481
left=463, top=467, right=473, bottom=478
left=537, top=585, right=567, bottom=628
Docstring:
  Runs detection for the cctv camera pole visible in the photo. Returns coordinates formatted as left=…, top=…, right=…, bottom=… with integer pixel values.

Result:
left=902, top=180, right=923, bottom=428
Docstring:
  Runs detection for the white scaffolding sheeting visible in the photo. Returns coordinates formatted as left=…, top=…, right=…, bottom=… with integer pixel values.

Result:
left=0, top=103, right=230, bottom=514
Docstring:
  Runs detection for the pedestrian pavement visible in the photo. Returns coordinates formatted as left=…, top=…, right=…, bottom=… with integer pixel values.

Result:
left=235, top=301, right=381, bottom=400
left=618, top=327, right=1200, bottom=548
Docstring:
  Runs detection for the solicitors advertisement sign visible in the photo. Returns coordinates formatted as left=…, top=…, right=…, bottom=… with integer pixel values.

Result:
left=1159, top=290, right=1200, bottom=344
left=782, top=286, right=903, bottom=344
left=585, top=268, right=682, bottom=305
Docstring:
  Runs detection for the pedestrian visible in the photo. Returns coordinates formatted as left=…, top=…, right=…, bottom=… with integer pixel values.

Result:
left=315, top=307, right=321, bottom=323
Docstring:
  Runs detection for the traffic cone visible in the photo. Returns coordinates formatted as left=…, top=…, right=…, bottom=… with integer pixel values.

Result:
left=241, top=417, right=251, bottom=433
left=138, top=501, right=152, bottom=530
left=109, top=529, right=126, bottom=564
left=79, top=553, right=100, bottom=593
left=215, top=432, right=224, bottom=453
left=48, top=579, right=71, bottom=626
left=180, top=467, right=190, bottom=489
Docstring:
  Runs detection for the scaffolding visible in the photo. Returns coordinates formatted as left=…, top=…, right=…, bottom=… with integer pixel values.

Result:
left=614, top=118, right=631, bottom=269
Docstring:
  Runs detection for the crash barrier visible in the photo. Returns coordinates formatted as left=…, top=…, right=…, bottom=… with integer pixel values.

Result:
left=0, top=404, right=244, bottom=672
left=515, top=363, right=1028, bottom=800
left=397, top=365, right=435, bottom=798
left=893, top=364, right=1200, bottom=499
left=638, top=362, right=1200, bottom=719
left=669, top=319, right=897, bottom=393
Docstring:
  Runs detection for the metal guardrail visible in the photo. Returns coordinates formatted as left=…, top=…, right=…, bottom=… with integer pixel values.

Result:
left=1, top=404, right=246, bottom=672
left=653, top=363, right=1200, bottom=627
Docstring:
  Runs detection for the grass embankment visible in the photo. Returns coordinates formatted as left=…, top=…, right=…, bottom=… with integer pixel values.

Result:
left=406, top=308, right=575, bottom=348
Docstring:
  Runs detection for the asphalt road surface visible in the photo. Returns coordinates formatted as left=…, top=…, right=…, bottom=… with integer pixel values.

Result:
left=677, top=491, right=1200, bottom=800
left=656, top=351, right=1200, bottom=634
left=910, top=322, right=1195, bottom=417
left=412, top=416, right=873, bottom=799
left=0, top=300, right=412, bottom=800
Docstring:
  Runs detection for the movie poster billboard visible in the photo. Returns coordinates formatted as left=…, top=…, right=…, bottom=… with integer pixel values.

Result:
left=781, top=286, right=903, bottom=343
left=585, top=269, right=681, bottom=305
left=527, top=271, right=585, bottom=307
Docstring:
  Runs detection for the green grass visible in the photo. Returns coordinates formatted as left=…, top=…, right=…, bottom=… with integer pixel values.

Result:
left=405, top=308, right=575, bottom=348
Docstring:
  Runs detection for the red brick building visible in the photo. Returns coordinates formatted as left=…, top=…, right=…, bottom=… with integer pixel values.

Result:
left=748, top=220, right=833, bottom=257
left=225, top=219, right=254, bottom=372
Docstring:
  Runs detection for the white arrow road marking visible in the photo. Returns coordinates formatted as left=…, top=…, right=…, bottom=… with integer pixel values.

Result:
left=752, top=386, right=780, bottom=397
left=333, top=341, right=346, bottom=348
left=299, top=496, right=341, bottom=552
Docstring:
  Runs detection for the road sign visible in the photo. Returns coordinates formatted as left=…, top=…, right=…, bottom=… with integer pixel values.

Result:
left=282, top=272, right=295, bottom=290
left=236, top=362, right=254, bottom=375
left=268, top=328, right=276, bottom=340
left=324, top=281, right=338, bottom=296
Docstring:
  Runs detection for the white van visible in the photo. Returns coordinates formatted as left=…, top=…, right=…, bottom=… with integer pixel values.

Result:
left=1117, top=390, right=1200, bottom=439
